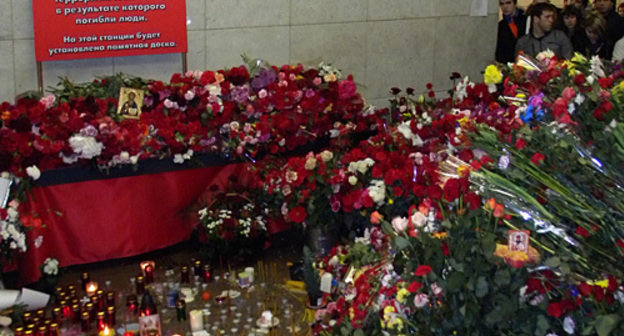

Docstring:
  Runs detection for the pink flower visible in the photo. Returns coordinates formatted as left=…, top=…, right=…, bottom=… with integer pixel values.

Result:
left=40, top=95, right=55, bottom=109
left=562, top=87, right=576, bottom=101
left=413, top=293, right=430, bottom=308
left=391, top=217, right=408, bottom=233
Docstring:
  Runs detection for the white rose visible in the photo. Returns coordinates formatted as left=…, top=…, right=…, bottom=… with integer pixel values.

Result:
left=320, top=150, right=333, bottom=162
left=348, top=162, right=358, bottom=173
left=184, top=90, right=195, bottom=101
left=305, top=157, right=317, bottom=170
left=356, top=161, right=368, bottom=174
left=391, top=217, right=408, bottom=233
left=348, top=176, right=358, bottom=186
left=411, top=211, right=427, bottom=228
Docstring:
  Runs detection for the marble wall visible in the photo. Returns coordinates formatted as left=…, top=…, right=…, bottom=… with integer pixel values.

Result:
left=0, top=0, right=499, bottom=107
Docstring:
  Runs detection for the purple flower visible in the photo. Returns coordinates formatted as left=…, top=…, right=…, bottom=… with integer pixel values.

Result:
left=251, top=68, right=277, bottom=90
left=231, top=85, right=250, bottom=104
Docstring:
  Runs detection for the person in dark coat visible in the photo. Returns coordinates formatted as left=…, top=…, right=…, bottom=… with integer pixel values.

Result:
left=562, top=5, right=586, bottom=53
left=593, top=0, right=624, bottom=59
left=496, top=0, right=528, bottom=63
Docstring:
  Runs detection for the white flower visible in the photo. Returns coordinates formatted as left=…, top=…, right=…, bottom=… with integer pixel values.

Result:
left=498, top=155, right=510, bottom=170
left=68, top=135, right=104, bottom=159
left=230, top=121, right=240, bottom=131
left=563, top=316, right=575, bottom=334
left=305, top=157, right=317, bottom=170
left=1, top=172, right=9, bottom=179
left=7, top=208, right=18, bottom=221
left=43, top=257, right=59, bottom=276
left=368, top=180, right=386, bottom=205
left=590, top=56, right=605, bottom=78
left=536, top=49, right=555, bottom=61
left=391, top=217, right=408, bottom=233
left=184, top=90, right=195, bottom=101
left=320, top=150, right=333, bottom=162
left=26, top=165, right=41, bottom=180
left=397, top=121, right=423, bottom=146
left=198, top=208, right=208, bottom=220
left=39, top=95, right=56, bottom=109
left=164, top=99, right=179, bottom=109
left=413, top=293, right=430, bottom=308
left=431, top=283, right=443, bottom=296
left=173, top=154, right=184, bottom=164
left=574, top=93, right=585, bottom=105
left=411, top=211, right=427, bottom=228
left=348, top=176, right=358, bottom=186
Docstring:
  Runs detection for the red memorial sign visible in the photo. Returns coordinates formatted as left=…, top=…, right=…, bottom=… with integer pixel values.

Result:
left=33, top=0, right=188, bottom=62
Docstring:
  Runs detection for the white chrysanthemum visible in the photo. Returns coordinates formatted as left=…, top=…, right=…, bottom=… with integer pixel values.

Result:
left=69, top=135, right=104, bottom=159
left=368, top=180, right=386, bottom=205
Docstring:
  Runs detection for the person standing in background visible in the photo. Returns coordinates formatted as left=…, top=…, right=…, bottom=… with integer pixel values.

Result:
left=496, top=0, right=528, bottom=63
left=516, top=3, right=573, bottom=59
left=593, top=0, right=624, bottom=59
left=562, top=5, right=586, bottom=52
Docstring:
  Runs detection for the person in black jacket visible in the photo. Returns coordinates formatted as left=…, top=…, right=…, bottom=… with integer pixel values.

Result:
left=594, top=0, right=624, bottom=59
left=562, top=5, right=586, bottom=53
left=496, top=0, right=528, bottom=63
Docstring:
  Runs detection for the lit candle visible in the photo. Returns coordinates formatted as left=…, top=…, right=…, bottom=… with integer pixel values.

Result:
left=189, top=309, right=203, bottom=331
left=86, top=281, right=99, bottom=296
left=140, top=261, right=155, bottom=283
left=99, top=325, right=116, bottom=336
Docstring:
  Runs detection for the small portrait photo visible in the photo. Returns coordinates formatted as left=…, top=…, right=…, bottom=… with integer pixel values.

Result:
left=508, top=230, right=530, bottom=253
left=117, top=87, right=144, bottom=119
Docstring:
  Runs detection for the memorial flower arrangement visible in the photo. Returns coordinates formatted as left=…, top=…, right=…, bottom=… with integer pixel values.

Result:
left=0, top=61, right=372, bottom=180
left=298, top=53, right=624, bottom=335
left=0, top=199, right=28, bottom=263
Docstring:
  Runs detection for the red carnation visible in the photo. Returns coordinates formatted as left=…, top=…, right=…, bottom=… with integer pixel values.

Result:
left=425, top=185, right=442, bottom=200
left=575, top=226, right=590, bottom=238
left=515, top=138, right=527, bottom=150
left=288, top=206, right=307, bottom=223
left=465, top=192, right=482, bottom=210
left=443, top=178, right=461, bottom=202
left=547, top=302, right=564, bottom=318
left=531, top=152, right=545, bottom=165
left=415, top=265, right=433, bottom=276
left=407, top=281, right=422, bottom=293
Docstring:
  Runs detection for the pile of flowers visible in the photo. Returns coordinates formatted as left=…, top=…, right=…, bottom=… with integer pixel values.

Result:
left=0, top=61, right=373, bottom=179
left=251, top=52, right=624, bottom=335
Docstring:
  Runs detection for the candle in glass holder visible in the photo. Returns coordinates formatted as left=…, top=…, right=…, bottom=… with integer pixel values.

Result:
left=189, top=310, right=203, bottom=331
left=86, top=281, right=99, bottom=296
left=106, top=306, right=116, bottom=326
left=203, top=264, right=211, bottom=282
left=97, top=311, right=106, bottom=331
left=106, top=291, right=115, bottom=307
left=80, top=312, right=91, bottom=332
left=98, top=326, right=115, bottom=336
left=140, top=261, right=155, bottom=284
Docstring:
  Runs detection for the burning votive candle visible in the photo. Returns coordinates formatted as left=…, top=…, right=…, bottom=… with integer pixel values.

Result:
left=140, top=261, right=155, bottom=284
left=189, top=309, right=203, bottom=331
left=98, top=325, right=115, bottom=336
left=86, top=282, right=99, bottom=296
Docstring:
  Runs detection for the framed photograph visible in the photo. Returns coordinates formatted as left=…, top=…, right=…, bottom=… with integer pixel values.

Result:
left=117, top=87, right=144, bottom=119
left=508, top=230, right=530, bottom=253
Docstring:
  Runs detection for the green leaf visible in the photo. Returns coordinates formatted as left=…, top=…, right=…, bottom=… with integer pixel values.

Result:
left=353, top=329, right=365, bottom=336
left=544, top=256, right=561, bottom=268
left=447, top=272, right=465, bottom=291
left=475, top=276, right=489, bottom=298
left=394, top=236, right=411, bottom=251
left=535, top=315, right=549, bottom=335
left=494, top=269, right=511, bottom=286
left=596, top=314, right=621, bottom=336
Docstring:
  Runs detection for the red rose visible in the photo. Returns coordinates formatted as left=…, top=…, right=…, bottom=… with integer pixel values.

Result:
left=288, top=206, right=307, bottom=223
left=515, top=138, right=527, bottom=150
left=415, top=265, right=433, bottom=276
left=578, top=282, right=593, bottom=297
left=531, top=153, right=545, bottom=165
left=547, top=302, right=564, bottom=318
left=407, top=281, right=422, bottom=293
left=575, top=226, right=590, bottom=238
left=574, top=74, right=586, bottom=86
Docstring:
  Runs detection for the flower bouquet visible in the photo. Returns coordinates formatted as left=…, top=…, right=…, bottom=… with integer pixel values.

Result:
left=196, top=191, right=268, bottom=264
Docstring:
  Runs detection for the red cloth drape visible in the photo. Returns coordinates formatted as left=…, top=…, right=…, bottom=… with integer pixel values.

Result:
left=17, top=163, right=263, bottom=285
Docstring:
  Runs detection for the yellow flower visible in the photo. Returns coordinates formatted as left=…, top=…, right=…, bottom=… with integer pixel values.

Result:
left=484, top=65, right=503, bottom=85
left=397, top=288, right=410, bottom=303
left=457, top=165, right=471, bottom=177
left=516, top=93, right=527, bottom=99
left=388, top=198, right=394, bottom=205
left=588, top=279, right=610, bottom=288
left=433, top=232, right=448, bottom=239
left=324, top=73, right=337, bottom=82
left=571, top=52, right=587, bottom=64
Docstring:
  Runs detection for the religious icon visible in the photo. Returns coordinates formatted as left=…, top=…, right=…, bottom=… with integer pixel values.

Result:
left=117, top=87, right=144, bottom=119
left=508, top=230, right=530, bottom=253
